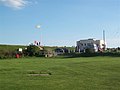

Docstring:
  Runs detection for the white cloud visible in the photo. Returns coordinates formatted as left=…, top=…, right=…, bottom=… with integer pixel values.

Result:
left=0, top=0, right=30, bottom=9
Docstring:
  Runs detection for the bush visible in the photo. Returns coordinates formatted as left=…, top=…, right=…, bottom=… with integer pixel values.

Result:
left=85, top=48, right=95, bottom=53
left=25, top=45, right=47, bottom=57
left=25, top=45, right=40, bottom=56
left=0, top=50, right=15, bottom=59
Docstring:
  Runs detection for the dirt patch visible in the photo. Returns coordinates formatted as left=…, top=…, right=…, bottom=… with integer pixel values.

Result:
left=28, top=73, right=50, bottom=76
left=27, top=70, right=52, bottom=76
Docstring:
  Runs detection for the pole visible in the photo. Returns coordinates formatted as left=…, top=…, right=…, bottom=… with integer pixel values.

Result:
left=36, top=25, right=42, bottom=46
left=40, top=31, right=42, bottom=46
left=103, top=30, right=106, bottom=50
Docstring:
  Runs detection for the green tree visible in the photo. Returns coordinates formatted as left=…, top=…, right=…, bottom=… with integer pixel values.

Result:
left=26, top=45, right=40, bottom=56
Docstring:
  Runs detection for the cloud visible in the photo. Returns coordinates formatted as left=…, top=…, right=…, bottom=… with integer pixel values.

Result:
left=0, top=0, right=30, bottom=9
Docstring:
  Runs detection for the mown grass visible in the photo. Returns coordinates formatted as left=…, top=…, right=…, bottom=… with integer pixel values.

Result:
left=0, top=57, right=120, bottom=90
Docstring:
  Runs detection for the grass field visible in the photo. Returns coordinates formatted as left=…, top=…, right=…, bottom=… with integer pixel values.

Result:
left=0, top=57, right=120, bottom=90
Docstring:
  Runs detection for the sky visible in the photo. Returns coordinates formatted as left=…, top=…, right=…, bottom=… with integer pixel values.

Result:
left=0, top=0, right=120, bottom=47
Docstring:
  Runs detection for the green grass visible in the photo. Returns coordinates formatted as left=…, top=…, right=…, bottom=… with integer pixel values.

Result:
left=0, top=57, right=120, bottom=90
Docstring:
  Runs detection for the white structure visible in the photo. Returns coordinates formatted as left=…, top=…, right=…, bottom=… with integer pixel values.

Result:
left=76, top=38, right=106, bottom=52
left=18, top=48, right=22, bottom=52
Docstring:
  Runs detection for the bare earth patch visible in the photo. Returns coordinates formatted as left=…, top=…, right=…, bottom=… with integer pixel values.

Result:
left=28, top=73, right=50, bottom=76
left=27, top=70, right=52, bottom=76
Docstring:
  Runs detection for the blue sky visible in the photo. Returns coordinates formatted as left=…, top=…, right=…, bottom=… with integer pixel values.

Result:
left=0, top=0, right=120, bottom=47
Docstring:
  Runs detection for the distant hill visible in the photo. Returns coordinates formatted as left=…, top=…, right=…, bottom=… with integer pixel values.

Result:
left=0, top=44, right=75, bottom=51
left=0, top=45, right=27, bottom=51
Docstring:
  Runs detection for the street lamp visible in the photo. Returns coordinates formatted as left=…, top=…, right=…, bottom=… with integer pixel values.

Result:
left=36, top=25, right=41, bottom=29
left=36, top=25, right=42, bottom=46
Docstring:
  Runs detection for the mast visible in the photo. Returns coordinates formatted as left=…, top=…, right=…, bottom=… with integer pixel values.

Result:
left=103, top=30, right=106, bottom=50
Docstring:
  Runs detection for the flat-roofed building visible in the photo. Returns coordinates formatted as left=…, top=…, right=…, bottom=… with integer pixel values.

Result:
left=76, top=38, right=106, bottom=52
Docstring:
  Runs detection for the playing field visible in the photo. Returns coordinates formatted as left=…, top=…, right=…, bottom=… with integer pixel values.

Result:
left=0, top=57, right=120, bottom=90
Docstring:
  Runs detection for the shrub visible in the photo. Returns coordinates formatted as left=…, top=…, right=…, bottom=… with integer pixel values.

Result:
left=25, top=45, right=47, bottom=57
left=0, top=50, right=15, bottom=59
left=26, top=45, right=40, bottom=56
left=85, top=48, right=95, bottom=53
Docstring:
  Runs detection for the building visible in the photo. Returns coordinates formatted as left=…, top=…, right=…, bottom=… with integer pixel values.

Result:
left=54, top=48, right=69, bottom=55
left=76, top=38, right=106, bottom=53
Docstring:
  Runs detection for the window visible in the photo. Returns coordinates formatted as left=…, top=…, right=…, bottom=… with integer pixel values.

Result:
left=80, top=43, right=83, bottom=46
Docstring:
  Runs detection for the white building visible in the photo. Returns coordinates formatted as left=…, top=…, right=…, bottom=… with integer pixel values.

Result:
left=76, top=38, right=106, bottom=52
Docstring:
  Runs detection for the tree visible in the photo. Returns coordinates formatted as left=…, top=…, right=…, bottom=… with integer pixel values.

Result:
left=26, top=45, right=40, bottom=56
